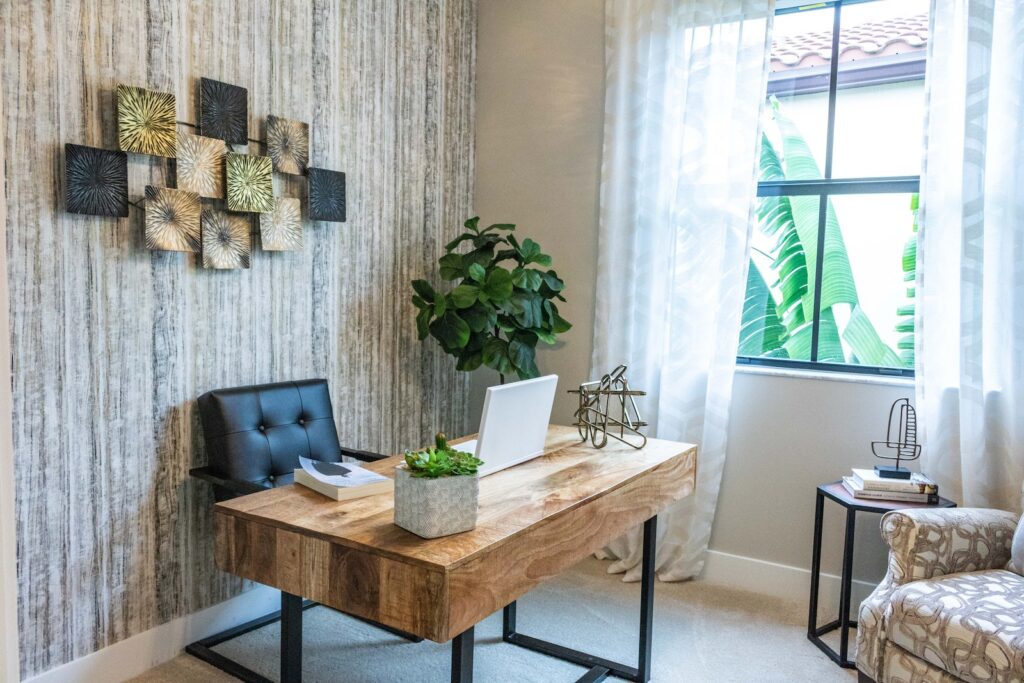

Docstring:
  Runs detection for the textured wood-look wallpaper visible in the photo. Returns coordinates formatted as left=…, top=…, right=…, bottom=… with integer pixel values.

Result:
left=1, top=0, right=475, bottom=676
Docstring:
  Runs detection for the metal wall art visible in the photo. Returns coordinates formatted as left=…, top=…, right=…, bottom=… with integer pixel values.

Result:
left=570, top=365, right=648, bottom=449
left=201, top=209, right=250, bottom=269
left=199, top=77, right=248, bottom=145
left=226, top=153, right=273, bottom=213
left=64, top=144, right=129, bottom=217
left=116, top=84, right=177, bottom=157
left=176, top=133, right=227, bottom=198
left=145, top=186, right=201, bottom=252
left=260, top=198, right=303, bottom=251
left=64, top=75, right=349, bottom=273
left=266, top=115, right=309, bottom=175
left=308, top=167, right=346, bottom=222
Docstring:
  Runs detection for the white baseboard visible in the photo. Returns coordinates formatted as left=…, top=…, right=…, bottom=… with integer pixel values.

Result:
left=702, top=548, right=877, bottom=611
left=23, top=585, right=280, bottom=683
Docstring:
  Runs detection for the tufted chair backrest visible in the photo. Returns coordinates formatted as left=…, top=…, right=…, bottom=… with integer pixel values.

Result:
left=198, top=379, right=342, bottom=492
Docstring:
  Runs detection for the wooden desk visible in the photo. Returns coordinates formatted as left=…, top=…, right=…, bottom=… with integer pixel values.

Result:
left=214, top=425, right=696, bottom=683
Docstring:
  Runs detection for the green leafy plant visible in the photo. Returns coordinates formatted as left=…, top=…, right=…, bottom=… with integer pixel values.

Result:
left=411, top=217, right=571, bottom=380
left=403, top=433, right=483, bottom=478
left=739, top=97, right=912, bottom=369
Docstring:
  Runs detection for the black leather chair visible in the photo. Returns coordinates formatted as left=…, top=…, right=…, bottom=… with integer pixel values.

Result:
left=191, top=378, right=387, bottom=501
left=187, top=379, right=418, bottom=682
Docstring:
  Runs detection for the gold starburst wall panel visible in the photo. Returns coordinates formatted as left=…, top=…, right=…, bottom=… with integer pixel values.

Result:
left=266, top=115, right=310, bottom=175
left=116, top=84, right=177, bottom=157
left=202, top=209, right=251, bottom=269
left=225, top=153, right=273, bottom=213
left=144, top=186, right=201, bottom=252
left=259, top=198, right=303, bottom=251
left=176, top=133, right=226, bottom=198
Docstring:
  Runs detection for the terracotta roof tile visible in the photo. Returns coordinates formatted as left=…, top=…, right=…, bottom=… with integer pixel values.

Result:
left=771, top=13, right=928, bottom=71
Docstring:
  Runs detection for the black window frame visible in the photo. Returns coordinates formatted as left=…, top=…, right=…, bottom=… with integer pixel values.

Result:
left=739, top=0, right=923, bottom=379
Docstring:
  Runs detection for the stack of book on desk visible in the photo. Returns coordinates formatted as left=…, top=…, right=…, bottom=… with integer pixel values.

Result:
left=842, top=468, right=939, bottom=504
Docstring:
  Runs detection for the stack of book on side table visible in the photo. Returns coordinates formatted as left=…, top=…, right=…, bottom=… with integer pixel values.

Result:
left=842, top=468, right=938, bottom=504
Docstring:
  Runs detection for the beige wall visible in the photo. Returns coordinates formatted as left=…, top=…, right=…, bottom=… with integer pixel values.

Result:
left=472, top=0, right=605, bottom=424
left=474, top=0, right=907, bottom=584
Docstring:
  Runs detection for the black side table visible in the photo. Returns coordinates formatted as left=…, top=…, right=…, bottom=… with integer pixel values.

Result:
left=808, top=481, right=956, bottom=668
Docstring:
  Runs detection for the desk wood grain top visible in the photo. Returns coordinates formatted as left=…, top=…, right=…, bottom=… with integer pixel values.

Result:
left=214, top=425, right=696, bottom=641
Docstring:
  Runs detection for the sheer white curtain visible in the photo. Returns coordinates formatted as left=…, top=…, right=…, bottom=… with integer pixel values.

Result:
left=592, top=0, right=773, bottom=581
left=916, top=0, right=1024, bottom=512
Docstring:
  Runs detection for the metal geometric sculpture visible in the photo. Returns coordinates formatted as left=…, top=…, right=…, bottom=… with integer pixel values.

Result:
left=201, top=209, right=250, bottom=269
left=871, top=398, right=921, bottom=479
left=570, top=365, right=648, bottom=449
left=199, top=77, right=248, bottom=145
left=64, top=144, right=129, bottom=217
left=144, top=186, right=201, bottom=252
left=259, top=198, right=303, bottom=251
left=225, top=153, right=273, bottom=213
left=266, top=115, right=309, bottom=175
left=176, top=132, right=227, bottom=198
left=116, top=84, right=177, bottom=157
left=307, top=167, right=346, bottom=222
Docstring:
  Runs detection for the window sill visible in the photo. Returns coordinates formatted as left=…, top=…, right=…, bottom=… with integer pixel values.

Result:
left=734, top=363, right=915, bottom=388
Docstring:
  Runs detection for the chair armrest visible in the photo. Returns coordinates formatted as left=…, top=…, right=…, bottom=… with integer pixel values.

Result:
left=881, top=507, right=1018, bottom=585
left=189, top=466, right=267, bottom=497
left=341, top=446, right=389, bottom=462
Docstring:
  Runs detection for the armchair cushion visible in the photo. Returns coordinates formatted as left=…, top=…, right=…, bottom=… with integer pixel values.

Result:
left=886, top=569, right=1024, bottom=683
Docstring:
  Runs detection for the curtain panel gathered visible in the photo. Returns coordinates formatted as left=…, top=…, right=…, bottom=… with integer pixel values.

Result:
left=593, top=0, right=774, bottom=581
left=917, top=0, right=1024, bottom=512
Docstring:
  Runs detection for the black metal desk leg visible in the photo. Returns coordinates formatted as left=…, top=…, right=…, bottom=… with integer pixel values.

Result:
left=807, top=490, right=825, bottom=638
left=503, top=601, right=517, bottom=638
left=281, top=592, right=303, bottom=683
left=452, top=626, right=475, bottom=683
left=838, top=508, right=857, bottom=664
left=638, top=515, right=657, bottom=683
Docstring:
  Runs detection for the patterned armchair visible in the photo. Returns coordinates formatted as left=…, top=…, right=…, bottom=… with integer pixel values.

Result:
left=857, top=508, right=1022, bottom=683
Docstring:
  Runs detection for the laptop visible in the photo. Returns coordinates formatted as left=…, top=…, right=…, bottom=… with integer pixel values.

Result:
left=459, top=375, right=558, bottom=477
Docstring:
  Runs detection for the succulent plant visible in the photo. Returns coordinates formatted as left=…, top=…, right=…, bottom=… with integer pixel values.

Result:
left=403, top=433, right=483, bottom=479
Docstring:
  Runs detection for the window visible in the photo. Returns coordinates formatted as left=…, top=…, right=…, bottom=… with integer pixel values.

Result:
left=738, top=0, right=926, bottom=377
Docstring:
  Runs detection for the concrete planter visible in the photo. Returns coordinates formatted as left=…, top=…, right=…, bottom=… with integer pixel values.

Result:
left=393, top=466, right=479, bottom=539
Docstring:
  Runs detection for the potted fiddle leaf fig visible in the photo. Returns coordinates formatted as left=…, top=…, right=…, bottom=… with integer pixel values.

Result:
left=394, top=433, right=484, bottom=538
left=411, top=217, right=571, bottom=381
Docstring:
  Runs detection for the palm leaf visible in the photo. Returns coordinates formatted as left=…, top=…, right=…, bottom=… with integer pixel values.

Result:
left=738, top=262, right=788, bottom=357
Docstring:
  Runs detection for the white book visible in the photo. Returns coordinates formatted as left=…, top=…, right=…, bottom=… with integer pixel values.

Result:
left=294, top=456, right=393, bottom=502
left=851, top=468, right=938, bottom=495
left=842, top=477, right=936, bottom=504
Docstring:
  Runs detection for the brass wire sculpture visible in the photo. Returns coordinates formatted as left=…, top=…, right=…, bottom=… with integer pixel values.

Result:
left=570, top=365, right=648, bottom=449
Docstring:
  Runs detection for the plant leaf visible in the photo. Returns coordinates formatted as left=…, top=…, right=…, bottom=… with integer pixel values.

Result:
left=468, top=263, right=486, bottom=283
left=433, top=294, right=447, bottom=317
left=738, top=261, right=787, bottom=357
left=512, top=268, right=543, bottom=290
left=509, top=339, right=540, bottom=379
left=438, top=254, right=464, bottom=281
left=411, top=279, right=435, bottom=303
left=482, top=269, right=514, bottom=303
left=429, top=312, right=470, bottom=351
left=464, top=216, right=480, bottom=233
left=450, top=284, right=478, bottom=309
left=415, top=308, right=432, bottom=340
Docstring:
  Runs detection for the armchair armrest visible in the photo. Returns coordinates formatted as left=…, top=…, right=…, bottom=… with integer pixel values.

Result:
left=341, top=446, right=389, bottom=462
left=881, top=507, right=1018, bottom=585
left=189, top=466, right=268, bottom=497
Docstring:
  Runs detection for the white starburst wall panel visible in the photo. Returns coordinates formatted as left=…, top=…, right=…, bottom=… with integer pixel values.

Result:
left=0, top=0, right=476, bottom=677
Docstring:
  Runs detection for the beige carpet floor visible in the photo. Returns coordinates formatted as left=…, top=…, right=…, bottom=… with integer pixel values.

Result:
left=131, top=558, right=858, bottom=683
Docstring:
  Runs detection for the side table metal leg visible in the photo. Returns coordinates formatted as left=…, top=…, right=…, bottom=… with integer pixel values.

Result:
left=807, top=490, right=825, bottom=638
left=638, top=515, right=657, bottom=683
left=452, top=626, right=475, bottom=683
left=838, top=508, right=857, bottom=665
left=280, top=591, right=303, bottom=683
